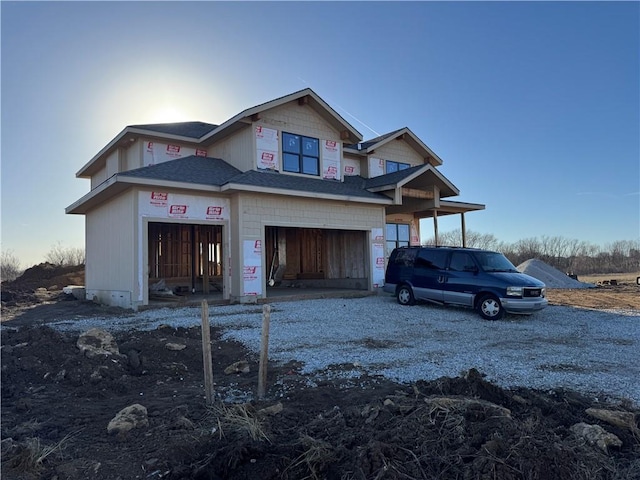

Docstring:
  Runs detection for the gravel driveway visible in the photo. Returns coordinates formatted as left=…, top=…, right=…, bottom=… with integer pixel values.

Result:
left=51, top=295, right=640, bottom=405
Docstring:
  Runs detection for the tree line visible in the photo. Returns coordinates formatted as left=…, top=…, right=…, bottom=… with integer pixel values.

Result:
left=422, top=230, right=640, bottom=275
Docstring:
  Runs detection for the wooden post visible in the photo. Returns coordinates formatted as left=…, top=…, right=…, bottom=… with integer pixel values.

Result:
left=257, top=304, right=271, bottom=399
left=460, top=213, right=467, bottom=248
left=433, top=210, right=439, bottom=247
left=200, top=300, right=214, bottom=405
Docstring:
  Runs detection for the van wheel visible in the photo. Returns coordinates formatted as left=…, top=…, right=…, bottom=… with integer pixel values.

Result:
left=477, top=294, right=503, bottom=320
left=397, top=285, right=415, bottom=306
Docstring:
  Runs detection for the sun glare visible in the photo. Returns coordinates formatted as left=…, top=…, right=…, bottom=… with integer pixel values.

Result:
left=149, top=106, right=192, bottom=124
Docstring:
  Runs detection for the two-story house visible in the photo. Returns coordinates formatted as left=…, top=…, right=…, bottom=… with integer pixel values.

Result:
left=66, top=88, right=484, bottom=309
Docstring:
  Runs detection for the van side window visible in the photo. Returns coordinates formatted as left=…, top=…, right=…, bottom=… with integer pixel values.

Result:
left=415, top=249, right=448, bottom=270
left=393, top=249, right=416, bottom=266
left=449, top=252, right=476, bottom=272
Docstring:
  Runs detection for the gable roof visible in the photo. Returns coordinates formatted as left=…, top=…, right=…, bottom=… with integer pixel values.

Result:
left=76, top=89, right=363, bottom=178
left=127, top=121, right=217, bottom=139
left=345, top=127, right=444, bottom=167
left=355, top=128, right=406, bottom=151
left=200, top=88, right=362, bottom=146
left=365, top=164, right=459, bottom=197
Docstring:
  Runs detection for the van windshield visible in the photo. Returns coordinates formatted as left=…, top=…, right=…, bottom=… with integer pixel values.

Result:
left=475, top=252, right=519, bottom=273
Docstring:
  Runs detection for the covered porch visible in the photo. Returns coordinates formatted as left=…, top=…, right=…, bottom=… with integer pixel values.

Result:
left=374, top=164, right=485, bottom=248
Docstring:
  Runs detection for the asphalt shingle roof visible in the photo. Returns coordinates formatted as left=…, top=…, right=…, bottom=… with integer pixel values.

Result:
left=118, top=156, right=391, bottom=201
left=364, top=164, right=425, bottom=188
left=228, top=170, right=388, bottom=200
left=344, top=128, right=405, bottom=151
left=119, top=156, right=241, bottom=186
left=128, top=122, right=218, bottom=139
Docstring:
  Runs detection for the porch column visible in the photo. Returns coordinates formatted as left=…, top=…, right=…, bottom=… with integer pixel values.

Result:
left=460, top=213, right=467, bottom=248
left=433, top=210, right=439, bottom=246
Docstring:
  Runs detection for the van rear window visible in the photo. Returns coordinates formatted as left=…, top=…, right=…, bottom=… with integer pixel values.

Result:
left=415, top=250, right=448, bottom=270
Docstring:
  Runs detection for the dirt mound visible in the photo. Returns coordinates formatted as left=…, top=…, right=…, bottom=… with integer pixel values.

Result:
left=1, top=263, right=85, bottom=306
left=4, top=263, right=85, bottom=291
left=517, top=258, right=593, bottom=289
left=2, top=324, right=639, bottom=480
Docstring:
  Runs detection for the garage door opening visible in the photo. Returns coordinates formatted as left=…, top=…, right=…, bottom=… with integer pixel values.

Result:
left=148, top=223, right=223, bottom=294
left=265, top=226, right=368, bottom=291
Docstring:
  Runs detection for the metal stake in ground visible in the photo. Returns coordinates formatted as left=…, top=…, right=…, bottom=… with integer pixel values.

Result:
left=257, top=304, right=271, bottom=399
left=200, top=300, right=214, bottom=405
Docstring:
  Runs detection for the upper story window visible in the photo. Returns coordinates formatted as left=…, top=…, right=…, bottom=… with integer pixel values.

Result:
left=386, top=160, right=410, bottom=174
left=282, top=132, right=319, bottom=176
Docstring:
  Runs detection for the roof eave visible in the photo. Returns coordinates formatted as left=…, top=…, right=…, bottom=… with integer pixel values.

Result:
left=221, top=182, right=392, bottom=205
left=439, top=200, right=486, bottom=212
left=66, top=175, right=222, bottom=214
left=76, top=129, right=129, bottom=178
left=400, top=165, right=460, bottom=197
left=76, top=127, right=206, bottom=178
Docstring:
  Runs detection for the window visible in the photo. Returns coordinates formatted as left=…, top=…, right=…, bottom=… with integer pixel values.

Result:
left=386, top=223, right=410, bottom=257
left=386, top=160, right=410, bottom=174
left=449, top=252, right=476, bottom=272
left=416, top=249, right=448, bottom=270
left=282, top=132, right=319, bottom=175
left=392, top=248, right=417, bottom=266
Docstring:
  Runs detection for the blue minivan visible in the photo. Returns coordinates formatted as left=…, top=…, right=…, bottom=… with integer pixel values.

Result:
left=383, top=246, right=548, bottom=320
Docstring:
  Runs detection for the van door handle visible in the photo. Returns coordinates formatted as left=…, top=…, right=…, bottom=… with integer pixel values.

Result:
left=438, top=275, right=446, bottom=283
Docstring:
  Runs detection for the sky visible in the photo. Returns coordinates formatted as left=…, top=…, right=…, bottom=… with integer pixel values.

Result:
left=1, top=1, right=639, bottom=268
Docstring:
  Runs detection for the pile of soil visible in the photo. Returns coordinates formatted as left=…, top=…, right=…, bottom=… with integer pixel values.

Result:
left=2, top=322, right=639, bottom=480
left=1, top=263, right=85, bottom=306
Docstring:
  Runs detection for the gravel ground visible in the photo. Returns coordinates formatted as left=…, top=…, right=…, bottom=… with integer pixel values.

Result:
left=49, top=295, right=640, bottom=405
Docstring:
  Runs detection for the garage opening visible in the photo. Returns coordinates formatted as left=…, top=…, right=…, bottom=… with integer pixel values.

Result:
left=265, top=226, right=368, bottom=290
left=148, top=223, right=223, bottom=294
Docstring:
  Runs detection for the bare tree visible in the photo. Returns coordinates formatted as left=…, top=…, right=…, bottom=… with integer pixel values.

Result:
left=418, top=230, right=640, bottom=275
left=422, top=229, right=502, bottom=250
left=45, top=242, right=85, bottom=267
left=1, top=249, right=22, bottom=282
